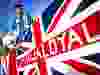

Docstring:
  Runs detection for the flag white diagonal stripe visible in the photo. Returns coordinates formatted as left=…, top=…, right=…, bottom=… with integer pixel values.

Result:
left=78, top=58, right=100, bottom=69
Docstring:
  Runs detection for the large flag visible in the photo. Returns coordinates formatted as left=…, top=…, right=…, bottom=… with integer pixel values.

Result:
left=16, top=0, right=100, bottom=75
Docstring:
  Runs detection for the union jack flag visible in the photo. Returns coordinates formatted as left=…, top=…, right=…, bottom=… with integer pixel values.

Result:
left=16, top=0, right=100, bottom=75
left=31, top=0, right=100, bottom=75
